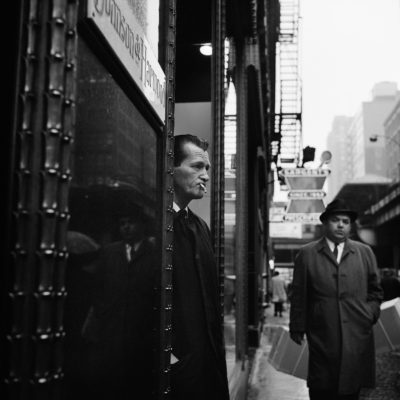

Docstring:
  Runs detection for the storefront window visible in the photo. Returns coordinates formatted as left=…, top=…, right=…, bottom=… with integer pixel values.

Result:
left=63, top=38, right=160, bottom=399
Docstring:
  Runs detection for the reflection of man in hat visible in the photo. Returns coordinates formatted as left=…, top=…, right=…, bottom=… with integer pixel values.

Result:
left=289, top=198, right=383, bottom=400
left=83, top=209, right=157, bottom=399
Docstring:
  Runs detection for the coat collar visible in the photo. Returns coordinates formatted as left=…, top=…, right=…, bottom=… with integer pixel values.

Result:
left=316, top=237, right=356, bottom=264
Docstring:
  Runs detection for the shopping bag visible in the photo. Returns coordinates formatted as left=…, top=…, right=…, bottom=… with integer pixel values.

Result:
left=268, top=326, right=308, bottom=380
left=374, top=297, right=400, bottom=353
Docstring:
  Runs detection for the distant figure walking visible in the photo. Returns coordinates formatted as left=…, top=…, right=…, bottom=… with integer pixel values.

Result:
left=380, top=268, right=400, bottom=301
left=271, top=271, right=287, bottom=317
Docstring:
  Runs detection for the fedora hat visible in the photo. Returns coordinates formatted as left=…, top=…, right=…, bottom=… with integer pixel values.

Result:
left=319, top=198, right=357, bottom=223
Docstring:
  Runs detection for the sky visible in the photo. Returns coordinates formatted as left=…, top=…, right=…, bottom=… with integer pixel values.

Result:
left=300, top=0, right=400, bottom=161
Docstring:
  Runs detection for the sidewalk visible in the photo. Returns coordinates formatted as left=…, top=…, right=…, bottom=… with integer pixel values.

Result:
left=247, top=304, right=400, bottom=400
left=247, top=304, right=308, bottom=400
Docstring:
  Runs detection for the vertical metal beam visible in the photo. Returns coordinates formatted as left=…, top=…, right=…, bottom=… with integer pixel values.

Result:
left=158, top=1, right=177, bottom=398
left=234, top=42, right=249, bottom=363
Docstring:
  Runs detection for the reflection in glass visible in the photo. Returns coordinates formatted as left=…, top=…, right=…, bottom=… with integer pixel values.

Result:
left=63, top=39, right=159, bottom=400
left=224, top=81, right=237, bottom=377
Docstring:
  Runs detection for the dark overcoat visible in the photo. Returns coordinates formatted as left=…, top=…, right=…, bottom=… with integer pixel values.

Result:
left=289, top=237, right=383, bottom=394
left=171, top=208, right=229, bottom=400
left=83, top=237, right=157, bottom=399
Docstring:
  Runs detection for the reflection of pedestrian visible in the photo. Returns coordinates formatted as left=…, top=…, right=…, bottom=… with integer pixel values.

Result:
left=171, top=134, right=229, bottom=400
left=289, top=199, right=383, bottom=400
left=83, top=211, right=157, bottom=399
left=64, top=242, right=99, bottom=398
left=224, top=275, right=235, bottom=316
left=380, top=268, right=400, bottom=301
left=271, top=271, right=287, bottom=317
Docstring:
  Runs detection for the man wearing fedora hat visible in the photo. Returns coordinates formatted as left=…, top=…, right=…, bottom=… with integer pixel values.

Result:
left=289, top=198, right=383, bottom=400
left=82, top=209, right=158, bottom=399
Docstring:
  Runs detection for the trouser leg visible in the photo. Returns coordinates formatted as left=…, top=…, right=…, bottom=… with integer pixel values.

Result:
left=309, top=388, right=360, bottom=400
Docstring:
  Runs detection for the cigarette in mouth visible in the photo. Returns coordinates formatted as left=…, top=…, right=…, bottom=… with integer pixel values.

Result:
left=200, top=183, right=207, bottom=193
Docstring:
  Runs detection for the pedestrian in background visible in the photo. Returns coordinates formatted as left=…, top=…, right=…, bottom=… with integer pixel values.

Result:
left=380, top=268, right=400, bottom=301
left=289, top=198, right=383, bottom=400
left=271, top=270, right=287, bottom=317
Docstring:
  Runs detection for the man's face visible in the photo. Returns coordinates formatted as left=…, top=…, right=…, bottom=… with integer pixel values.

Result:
left=173, top=142, right=210, bottom=207
left=324, top=213, right=351, bottom=243
left=119, top=217, right=142, bottom=244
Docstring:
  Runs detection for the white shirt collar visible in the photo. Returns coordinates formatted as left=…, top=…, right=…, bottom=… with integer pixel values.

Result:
left=125, top=241, right=142, bottom=262
left=325, top=237, right=344, bottom=262
left=325, top=237, right=344, bottom=249
left=173, top=202, right=188, bottom=213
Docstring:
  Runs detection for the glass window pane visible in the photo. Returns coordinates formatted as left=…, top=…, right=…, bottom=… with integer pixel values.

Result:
left=63, top=39, right=160, bottom=399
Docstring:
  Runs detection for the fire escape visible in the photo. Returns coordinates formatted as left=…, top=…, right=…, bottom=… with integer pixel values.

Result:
left=272, top=0, right=302, bottom=167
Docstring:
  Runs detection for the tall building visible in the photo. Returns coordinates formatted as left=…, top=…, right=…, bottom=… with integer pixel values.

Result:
left=349, top=82, right=400, bottom=180
left=383, top=97, right=400, bottom=182
left=326, top=82, right=400, bottom=200
left=326, top=116, right=353, bottom=201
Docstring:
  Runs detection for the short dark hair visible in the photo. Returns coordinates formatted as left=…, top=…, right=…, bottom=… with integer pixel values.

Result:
left=173, top=134, right=209, bottom=167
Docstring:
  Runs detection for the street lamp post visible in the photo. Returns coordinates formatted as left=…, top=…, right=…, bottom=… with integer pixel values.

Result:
left=369, top=134, right=400, bottom=147
left=369, top=134, right=400, bottom=181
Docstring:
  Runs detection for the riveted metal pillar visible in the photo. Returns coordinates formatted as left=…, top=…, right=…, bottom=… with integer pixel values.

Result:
left=3, top=1, right=79, bottom=399
left=158, top=0, right=177, bottom=399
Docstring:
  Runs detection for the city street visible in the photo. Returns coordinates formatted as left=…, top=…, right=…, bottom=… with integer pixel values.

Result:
left=247, top=304, right=400, bottom=400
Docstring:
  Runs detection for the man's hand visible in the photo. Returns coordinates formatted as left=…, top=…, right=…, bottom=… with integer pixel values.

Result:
left=290, top=331, right=304, bottom=345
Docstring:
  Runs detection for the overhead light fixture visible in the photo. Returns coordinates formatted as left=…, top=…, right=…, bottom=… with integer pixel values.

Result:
left=369, top=134, right=378, bottom=142
left=199, top=43, right=212, bottom=56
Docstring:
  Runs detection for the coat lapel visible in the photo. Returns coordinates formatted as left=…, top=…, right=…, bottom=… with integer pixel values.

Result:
left=187, top=210, right=222, bottom=363
left=340, top=239, right=356, bottom=263
left=317, top=237, right=338, bottom=266
left=317, top=237, right=356, bottom=266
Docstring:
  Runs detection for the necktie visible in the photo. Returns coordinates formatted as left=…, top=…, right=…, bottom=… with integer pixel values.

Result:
left=175, top=208, right=188, bottom=222
left=333, top=243, right=339, bottom=261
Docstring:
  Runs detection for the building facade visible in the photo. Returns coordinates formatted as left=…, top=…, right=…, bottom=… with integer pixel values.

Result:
left=349, top=82, right=399, bottom=180
left=326, top=116, right=353, bottom=201
left=383, top=97, right=400, bottom=182
left=1, top=1, right=283, bottom=399
left=326, top=82, right=400, bottom=277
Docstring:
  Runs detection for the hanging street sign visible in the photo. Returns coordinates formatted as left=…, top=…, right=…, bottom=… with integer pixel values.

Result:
left=283, top=168, right=330, bottom=190
left=283, top=213, right=321, bottom=223
left=287, top=190, right=326, bottom=199
left=282, top=168, right=330, bottom=223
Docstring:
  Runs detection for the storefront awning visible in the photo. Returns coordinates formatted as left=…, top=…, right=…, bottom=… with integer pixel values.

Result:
left=365, top=183, right=400, bottom=226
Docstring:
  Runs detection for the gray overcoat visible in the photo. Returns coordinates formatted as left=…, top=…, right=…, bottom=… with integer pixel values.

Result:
left=289, top=237, right=383, bottom=394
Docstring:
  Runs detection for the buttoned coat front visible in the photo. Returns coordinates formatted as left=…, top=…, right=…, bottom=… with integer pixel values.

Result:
left=289, top=237, right=383, bottom=394
left=171, top=209, right=229, bottom=400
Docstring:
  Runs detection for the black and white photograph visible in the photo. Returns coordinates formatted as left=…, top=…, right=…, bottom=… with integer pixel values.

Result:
left=2, top=1, right=399, bottom=399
